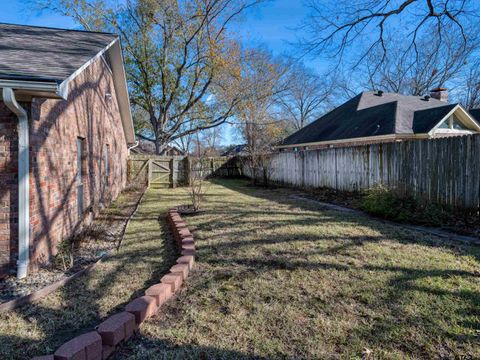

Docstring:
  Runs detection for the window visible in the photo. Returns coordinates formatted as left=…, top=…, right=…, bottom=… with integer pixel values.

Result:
left=104, top=144, right=109, bottom=183
left=76, top=138, right=85, bottom=219
left=438, top=114, right=470, bottom=131
left=452, top=116, right=469, bottom=130
left=438, top=121, right=450, bottom=129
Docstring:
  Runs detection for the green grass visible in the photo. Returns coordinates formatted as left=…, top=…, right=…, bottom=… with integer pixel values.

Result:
left=0, top=186, right=178, bottom=359
left=116, top=179, right=480, bottom=360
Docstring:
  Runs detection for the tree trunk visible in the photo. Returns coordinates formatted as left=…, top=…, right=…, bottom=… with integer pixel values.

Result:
left=155, top=137, right=168, bottom=155
left=155, top=138, right=162, bottom=155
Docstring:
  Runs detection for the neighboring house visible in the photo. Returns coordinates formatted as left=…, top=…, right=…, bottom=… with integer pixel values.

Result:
left=163, top=145, right=185, bottom=156
left=222, top=144, right=248, bottom=157
left=0, top=24, right=135, bottom=278
left=278, top=89, right=480, bottom=151
left=131, top=137, right=186, bottom=156
left=470, top=108, right=480, bottom=122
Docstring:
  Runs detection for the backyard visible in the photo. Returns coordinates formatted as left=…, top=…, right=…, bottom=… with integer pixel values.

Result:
left=0, top=179, right=478, bottom=359
left=116, top=179, right=479, bottom=359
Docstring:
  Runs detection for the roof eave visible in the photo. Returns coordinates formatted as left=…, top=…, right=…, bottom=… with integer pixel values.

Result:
left=275, top=133, right=431, bottom=149
left=55, top=38, right=135, bottom=144
left=0, top=37, right=136, bottom=145
left=106, top=40, right=135, bottom=144
left=0, top=79, right=63, bottom=99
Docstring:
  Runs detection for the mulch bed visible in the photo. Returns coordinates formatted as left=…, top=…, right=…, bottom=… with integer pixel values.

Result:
left=295, top=187, right=480, bottom=238
left=0, top=184, right=145, bottom=305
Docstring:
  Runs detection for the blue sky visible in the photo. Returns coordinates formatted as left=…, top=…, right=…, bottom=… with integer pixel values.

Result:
left=0, top=0, right=317, bottom=146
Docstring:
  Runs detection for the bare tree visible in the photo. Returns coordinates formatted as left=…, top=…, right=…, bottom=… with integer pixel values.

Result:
left=198, top=127, right=224, bottom=157
left=186, top=156, right=210, bottom=212
left=455, top=60, right=480, bottom=110
left=276, top=62, right=337, bottom=130
left=233, top=49, right=288, bottom=186
left=363, top=32, right=477, bottom=95
left=174, top=132, right=195, bottom=155
left=301, top=0, right=480, bottom=70
left=33, top=0, right=265, bottom=154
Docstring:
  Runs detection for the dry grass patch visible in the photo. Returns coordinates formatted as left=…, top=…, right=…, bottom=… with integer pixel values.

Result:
left=117, top=179, right=480, bottom=360
left=0, top=186, right=183, bottom=359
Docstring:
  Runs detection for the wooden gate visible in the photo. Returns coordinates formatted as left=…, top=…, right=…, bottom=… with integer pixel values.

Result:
left=128, top=155, right=184, bottom=188
left=149, top=158, right=171, bottom=187
left=127, top=154, right=239, bottom=188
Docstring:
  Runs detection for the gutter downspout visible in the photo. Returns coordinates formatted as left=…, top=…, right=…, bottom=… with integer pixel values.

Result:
left=3, top=88, right=29, bottom=279
left=127, top=141, right=139, bottom=155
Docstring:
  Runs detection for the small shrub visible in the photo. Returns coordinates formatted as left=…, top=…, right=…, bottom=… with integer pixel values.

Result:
left=186, top=157, right=210, bottom=211
left=360, top=185, right=451, bottom=225
left=52, top=239, right=74, bottom=271
left=361, top=185, right=401, bottom=219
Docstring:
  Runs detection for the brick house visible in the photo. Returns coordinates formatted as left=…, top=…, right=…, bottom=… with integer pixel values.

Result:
left=0, top=24, right=135, bottom=278
left=278, top=90, right=480, bottom=151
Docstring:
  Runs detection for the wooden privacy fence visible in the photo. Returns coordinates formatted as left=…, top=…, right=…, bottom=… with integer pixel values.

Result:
left=127, top=155, right=241, bottom=187
left=244, top=134, right=480, bottom=210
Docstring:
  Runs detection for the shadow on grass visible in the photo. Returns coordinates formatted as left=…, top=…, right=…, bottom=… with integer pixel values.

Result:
left=0, top=191, right=179, bottom=359
left=115, top=336, right=273, bottom=360
left=178, top=178, right=480, bottom=357
left=214, top=178, right=480, bottom=258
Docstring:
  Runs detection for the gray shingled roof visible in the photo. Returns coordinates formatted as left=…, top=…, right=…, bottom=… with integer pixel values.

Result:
left=281, top=91, right=459, bottom=146
left=0, top=23, right=117, bottom=83
left=222, top=144, right=247, bottom=156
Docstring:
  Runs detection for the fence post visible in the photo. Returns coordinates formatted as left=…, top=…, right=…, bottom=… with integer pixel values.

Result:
left=170, top=157, right=177, bottom=188
left=147, top=158, right=152, bottom=188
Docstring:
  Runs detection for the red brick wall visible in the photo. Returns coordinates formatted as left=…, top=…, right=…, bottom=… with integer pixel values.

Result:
left=0, top=57, right=128, bottom=276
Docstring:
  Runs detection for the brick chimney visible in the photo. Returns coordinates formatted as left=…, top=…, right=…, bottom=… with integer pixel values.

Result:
left=430, top=87, right=448, bottom=102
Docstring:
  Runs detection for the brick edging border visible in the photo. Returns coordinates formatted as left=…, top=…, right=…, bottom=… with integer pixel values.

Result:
left=0, top=187, right=148, bottom=315
left=32, top=207, right=196, bottom=360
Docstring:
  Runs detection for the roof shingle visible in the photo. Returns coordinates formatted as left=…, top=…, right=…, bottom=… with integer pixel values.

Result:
left=281, top=91, right=459, bottom=146
left=469, top=109, right=480, bottom=122
left=0, top=23, right=117, bottom=83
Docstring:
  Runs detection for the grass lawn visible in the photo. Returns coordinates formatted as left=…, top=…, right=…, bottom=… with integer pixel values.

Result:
left=117, top=179, right=480, bottom=360
left=0, top=186, right=178, bottom=359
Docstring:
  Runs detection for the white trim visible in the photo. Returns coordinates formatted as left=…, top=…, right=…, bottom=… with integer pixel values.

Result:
left=59, top=38, right=135, bottom=144
left=433, top=129, right=475, bottom=135
left=57, top=38, right=118, bottom=99
left=100, top=54, right=113, bottom=76
left=107, top=41, right=135, bottom=144
left=0, top=79, right=59, bottom=95
left=0, top=37, right=135, bottom=145
left=275, top=133, right=430, bottom=149
left=128, top=141, right=139, bottom=155
left=2, top=88, right=29, bottom=279
left=428, top=105, right=480, bottom=136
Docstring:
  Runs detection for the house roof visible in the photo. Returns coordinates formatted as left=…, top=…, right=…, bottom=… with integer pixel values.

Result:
left=222, top=144, right=247, bottom=156
left=0, top=23, right=117, bottom=83
left=0, top=23, right=135, bottom=144
left=280, top=91, right=464, bottom=147
left=470, top=109, right=480, bottom=122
